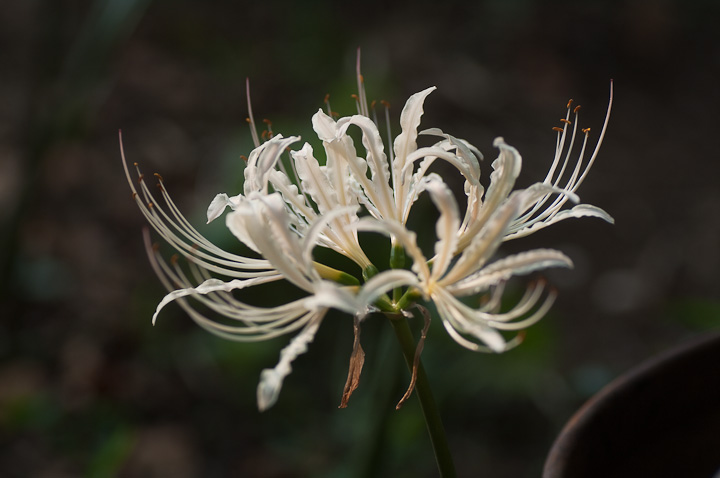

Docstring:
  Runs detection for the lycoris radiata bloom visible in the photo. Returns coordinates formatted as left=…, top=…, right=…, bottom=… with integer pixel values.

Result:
left=122, top=61, right=612, bottom=411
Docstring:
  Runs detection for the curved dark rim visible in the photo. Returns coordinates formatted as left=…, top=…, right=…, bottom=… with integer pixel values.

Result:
left=543, top=330, right=720, bottom=478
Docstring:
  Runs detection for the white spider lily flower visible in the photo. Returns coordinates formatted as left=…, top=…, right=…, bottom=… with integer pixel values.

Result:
left=357, top=175, right=574, bottom=352
left=123, top=62, right=614, bottom=411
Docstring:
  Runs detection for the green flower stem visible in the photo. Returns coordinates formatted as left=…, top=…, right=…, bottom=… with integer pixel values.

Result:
left=387, top=313, right=457, bottom=478
left=390, top=242, right=406, bottom=303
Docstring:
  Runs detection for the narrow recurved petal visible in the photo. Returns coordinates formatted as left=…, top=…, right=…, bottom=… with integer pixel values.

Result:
left=441, top=191, right=522, bottom=286
left=447, top=249, right=573, bottom=297
left=292, top=143, right=339, bottom=215
left=506, top=203, right=614, bottom=240
left=434, top=287, right=507, bottom=353
left=243, top=135, right=301, bottom=194
left=257, top=313, right=325, bottom=411
left=337, top=115, right=397, bottom=221
left=457, top=137, right=522, bottom=251
left=227, top=194, right=314, bottom=292
left=392, top=87, right=437, bottom=207
left=152, top=275, right=277, bottom=325
left=419, top=175, right=460, bottom=282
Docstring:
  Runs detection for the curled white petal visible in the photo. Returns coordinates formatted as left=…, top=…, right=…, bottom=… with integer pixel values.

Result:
left=207, top=193, right=242, bottom=224
left=357, top=269, right=420, bottom=308
left=152, top=276, right=277, bottom=325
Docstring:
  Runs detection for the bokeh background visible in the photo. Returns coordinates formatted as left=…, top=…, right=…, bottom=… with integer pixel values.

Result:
left=1, top=0, right=719, bottom=477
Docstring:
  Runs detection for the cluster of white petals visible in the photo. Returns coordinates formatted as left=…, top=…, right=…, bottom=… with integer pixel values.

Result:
left=123, top=68, right=612, bottom=411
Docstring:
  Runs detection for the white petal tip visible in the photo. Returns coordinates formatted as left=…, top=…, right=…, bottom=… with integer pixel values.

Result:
left=492, top=137, right=505, bottom=147
left=257, top=370, right=281, bottom=412
left=207, top=193, right=232, bottom=224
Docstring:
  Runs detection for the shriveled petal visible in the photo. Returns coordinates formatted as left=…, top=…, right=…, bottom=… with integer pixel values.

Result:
left=257, top=313, right=324, bottom=411
left=339, top=316, right=365, bottom=408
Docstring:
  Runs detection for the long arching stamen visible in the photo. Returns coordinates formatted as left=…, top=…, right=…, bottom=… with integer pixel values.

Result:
left=246, top=78, right=261, bottom=148
left=356, top=47, right=370, bottom=117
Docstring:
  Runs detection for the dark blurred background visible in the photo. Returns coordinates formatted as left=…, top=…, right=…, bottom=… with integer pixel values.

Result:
left=1, top=0, right=719, bottom=477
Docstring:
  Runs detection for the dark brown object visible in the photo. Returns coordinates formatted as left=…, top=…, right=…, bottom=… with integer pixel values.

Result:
left=544, top=332, right=720, bottom=478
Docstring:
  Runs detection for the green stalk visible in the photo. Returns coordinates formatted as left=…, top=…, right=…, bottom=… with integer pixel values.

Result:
left=390, top=242, right=406, bottom=303
left=387, top=313, right=457, bottom=478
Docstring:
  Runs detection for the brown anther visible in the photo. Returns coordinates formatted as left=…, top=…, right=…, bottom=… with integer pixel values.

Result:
left=261, top=130, right=268, bottom=139
left=380, top=100, right=390, bottom=108
left=154, top=173, right=164, bottom=181
left=517, top=330, right=527, bottom=343
left=147, top=202, right=154, bottom=208
left=170, top=254, right=179, bottom=266
left=552, top=126, right=564, bottom=133
left=245, top=117, right=251, bottom=123
left=324, top=93, right=330, bottom=103
left=131, top=192, right=137, bottom=200
left=152, top=242, right=160, bottom=252
left=573, top=105, right=581, bottom=113
left=155, top=183, right=163, bottom=190
left=359, top=74, right=364, bottom=83
left=262, top=118, right=272, bottom=125
left=567, top=99, right=574, bottom=109
left=350, top=94, right=359, bottom=100
left=240, top=155, right=248, bottom=162
left=331, top=111, right=339, bottom=118
left=560, top=118, right=571, bottom=125
left=191, top=243, right=199, bottom=251
left=133, top=162, right=139, bottom=167
left=370, top=100, right=377, bottom=110
left=136, top=176, right=144, bottom=184
left=582, top=127, right=591, bottom=134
